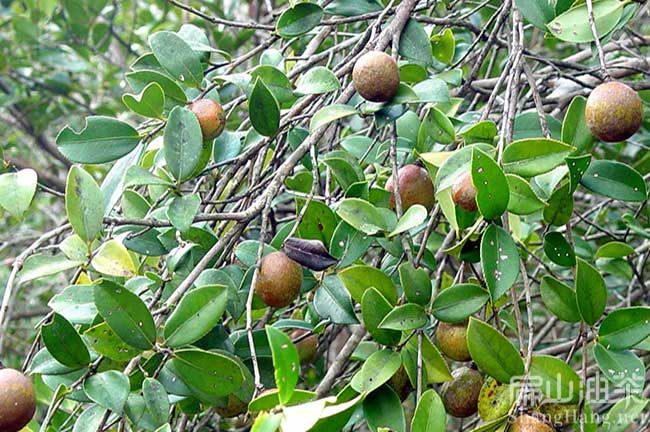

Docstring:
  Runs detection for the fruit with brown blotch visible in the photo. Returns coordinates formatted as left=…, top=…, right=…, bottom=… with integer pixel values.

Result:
left=289, top=329, right=317, bottom=365
left=585, top=81, right=643, bottom=143
left=254, top=251, right=303, bottom=308
left=189, top=98, right=226, bottom=140
left=386, top=164, right=435, bottom=212
left=511, top=414, right=554, bottom=432
left=537, top=402, right=579, bottom=427
left=0, top=367, right=36, bottom=432
left=436, top=321, right=471, bottom=362
left=478, top=377, right=516, bottom=421
left=451, top=171, right=478, bottom=212
left=352, top=51, right=400, bottom=103
left=441, top=367, right=483, bottom=418
left=215, top=394, right=248, bottom=418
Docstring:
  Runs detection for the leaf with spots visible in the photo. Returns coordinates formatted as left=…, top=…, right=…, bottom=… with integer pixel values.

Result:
left=378, top=303, right=428, bottom=331
left=480, top=224, right=520, bottom=302
left=163, top=106, right=204, bottom=182
left=266, top=325, right=300, bottom=405
left=471, top=147, right=509, bottom=220
left=566, top=154, right=591, bottom=193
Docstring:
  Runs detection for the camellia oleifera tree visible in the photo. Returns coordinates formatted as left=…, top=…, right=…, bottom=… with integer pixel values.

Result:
left=1, top=0, right=650, bottom=431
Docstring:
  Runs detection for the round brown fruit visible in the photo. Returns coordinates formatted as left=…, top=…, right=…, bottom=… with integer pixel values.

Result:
left=537, top=402, right=579, bottom=427
left=254, top=251, right=303, bottom=308
left=215, top=394, right=248, bottom=418
left=511, top=414, right=554, bottom=432
left=585, top=81, right=643, bottom=143
left=0, top=367, right=36, bottom=432
left=386, top=164, right=435, bottom=212
left=436, top=321, right=471, bottom=362
left=352, top=51, right=400, bottom=103
left=189, top=98, right=226, bottom=140
left=451, top=171, right=478, bottom=212
left=289, top=329, right=317, bottom=365
left=441, top=367, right=483, bottom=418
left=478, top=377, right=516, bottom=421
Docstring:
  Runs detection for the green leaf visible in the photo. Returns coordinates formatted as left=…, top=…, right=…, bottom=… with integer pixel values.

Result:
left=540, top=276, right=580, bottom=323
left=460, top=121, right=497, bottom=145
left=548, top=0, right=625, bottom=43
left=66, top=166, right=104, bottom=243
left=339, top=264, right=398, bottom=304
left=249, top=389, right=316, bottom=412
left=49, top=284, right=97, bottom=325
left=430, top=28, right=455, bottom=65
left=575, top=258, right=607, bottom=326
left=312, top=275, right=358, bottom=325
left=122, top=82, right=164, bottom=119
left=405, top=334, right=452, bottom=384
left=502, top=138, right=574, bottom=177
left=543, top=183, right=573, bottom=226
left=599, top=307, right=650, bottom=350
left=149, top=31, right=203, bottom=87
left=529, top=355, right=581, bottom=403
left=506, top=174, right=546, bottom=215
left=250, top=66, right=294, bottom=104
left=398, top=263, right=432, bottom=306
left=580, top=160, right=647, bottom=202
left=295, top=66, right=341, bottom=95
left=480, top=224, right=520, bottom=302
left=124, top=166, right=173, bottom=188
left=324, top=0, right=382, bottom=16
left=167, top=194, right=201, bottom=234
left=471, top=148, right=509, bottom=220
left=41, top=313, right=90, bottom=368
left=361, top=288, right=401, bottom=346
left=84, top=371, right=130, bottom=413
left=595, top=241, right=635, bottom=259
left=92, top=239, right=137, bottom=277
left=249, top=78, right=281, bottom=136
left=363, top=386, right=406, bottom=432
left=389, top=204, right=427, bottom=237
left=73, top=405, right=107, bottom=432
left=17, top=254, right=82, bottom=284
left=410, top=389, right=446, bottom=432
left=515, top=0, right=556, bottom=29
left=143, top=378, right=170, bottom=428
left=251, top=412, right=282, bottom=432
left=84, top=322, right=138, bottom=361
left=164, top=285, right=228, bottom=348
left=351, top=349, right=402, bottom=393
left=431, top=284, right=489, bottom=323
left=163, top=106, right=204, bottom=182
left=336, top=198, right=387, bottom=235
left=125, top=70, right=187, bottom=102
left=0, top=168, right=37, bottom=217
left=94, top=280, right=156, bottom=350
left=276, top=3, right=323, bottom=38
left=593, top=344, right=645, bottom=391
left=398, top=19, right=433, bottom=65
left=56, top=116, right=140, bottom=164
left=602, top=395, right=648, bottom=432
left=419, top=107, right=455, bottom=147
left=562, top=96, right=594, bottom=154
left=266, top=325, right=300, bottom=405
left=543, top=231, right=576, bottom=267
left=379, top=303, right=428, bottom=330
left=172, top=348, right=245, bottom=402
left=310, top=104, right=357, bottom=132
left=467, top=318, right=524, bottom=383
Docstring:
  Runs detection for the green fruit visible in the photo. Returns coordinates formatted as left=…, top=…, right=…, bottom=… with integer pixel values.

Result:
left=215, top=394, right=248, bottom=418
left=0, top=367, right=36, bottom=432
left=189, top=98, right=226, bottom=140
left=451, top=171, right=478, bottom=212
left=478, top=377, right=516, bottom=421
left=436, top=321, right=471, bottom=362
left=585, top=81, right=643, bottom=143
left=511, top=414, right=554, bottom=432
left=254, top=251, right=303, bottom=308
left=441, top=367, right=483, bottom=418
left=388, top=365, right=413, bottom=401
left=537, top=402, right=579, bottom=427
left=289, top=329, right=317, bottom=365
left=386, top=164, right=435, bottom=212
left=352, top=51, right=400, bottom=102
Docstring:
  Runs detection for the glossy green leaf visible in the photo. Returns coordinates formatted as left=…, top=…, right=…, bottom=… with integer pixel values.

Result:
left=122, top=82, right=164, bottom=118
left=562, top=96, right=594, bottom=153
left=410, top=389, right=446, bottom=432
left=41, top=313, right=90, bottom=368
left=351, top=349, right=401, bottom=393
left=593, top=344, right=645, bottom=391
left=529, top=355, right=581, bottom=403
left=515, top=0, right=556, bottom=29
left=363, top=386, right=406, bottom=432
left=276, top=3, right=323, bottom=38
left=481, top=224, right=520, bottom=302
left=49, top=284, right=97, bottom=325
left=430, top=28, right=455, bottom=65
left=467, top=318, right=524, bottom=383
left=398, top=19, right=433, bottom=65
left=167, top=194, right=200, bottom=234
left=580, top=160, right=647, bottom=202
left=84, top=322, right=138, bottom=361
left=65, top=165, right=104, bottom=243
left=506, top=174, right=546, bottom=215
left=266, top=325, right=300, bottom=405
left=84, top=371, right=130, bottom=413
left=339, top=264, right=398, bottom=304
left=125, top=70, right=187, bottom=102
left=310, top=104, right=357, bottom=132
left=567, top=154, right=592, bottom=193
left=398, top=262, right=432, bottom=306
left=431, top=283, right=489, bottom=323
left=419, top=107, right=455, bottom=146
left=149, top=31, right=203, bottom=86
left=502, top=139, right=574, bottom=177
left=361, top=288, right=401, bottom=346
left=575, top=258, right=607, bottom=326
left=249, top=78, right=280, bottom=136
left=543, top=183, right=573, bottom=226
left=389, top=204, right=427, bottom=237
left=540, top=276, right=580, bottom=323
left=595, top=241, right=635, bottom=259
left=17, top=254, right=82, bottom=284
left=543, top=231, right=576, bottom=267
left=548, top=0, right=625, bottom=43
left=295, top=66, right=340, bottom=95
left=379, top=303, right=427, bottom=330
left=313, top=274, right=358, bottom=325
left=336, top=198, right=387, bottom=235
left=163, top=105, right=203, bottom=182
left=471, top=148, right=509, bottom=220
left=599, top=307, right=650, bottom=350
left=602, top=395, right=648, bottom=432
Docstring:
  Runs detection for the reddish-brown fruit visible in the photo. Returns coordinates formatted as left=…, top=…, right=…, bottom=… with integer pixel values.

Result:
left=511, top=414, right=554, bottom=432
left=441, top=367, right=483, bottom=418
left=254, top=251, right=303, bottom=308
left=585, top=81, right=643, bottom=143
left=215, top=394, right=248, bottom=418
left=189, top=98, right=226, bottom=140
left=0, top=368, right=36, bottom=432
left=451, top=171, right=478, bottom=212
left=386, top=164, right=435, bottom=212
left=436, top=321, right=471, bottom=362
left=289, top=329, right=318, bottom=365
left=352, top=51, right=400, bottom=102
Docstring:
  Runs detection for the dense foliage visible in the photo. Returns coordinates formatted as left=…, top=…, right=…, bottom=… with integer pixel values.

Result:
left=1, top=0, right=650, bottom=431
